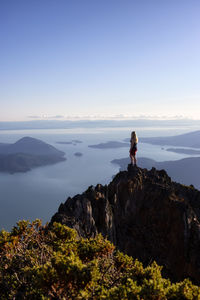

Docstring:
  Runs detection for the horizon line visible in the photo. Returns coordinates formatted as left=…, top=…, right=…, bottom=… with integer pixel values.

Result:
left=1, top=116, right=200, bottom=123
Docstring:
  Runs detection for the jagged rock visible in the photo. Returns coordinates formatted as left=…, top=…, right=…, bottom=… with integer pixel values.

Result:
left=51, top=164, right=200, bottom=284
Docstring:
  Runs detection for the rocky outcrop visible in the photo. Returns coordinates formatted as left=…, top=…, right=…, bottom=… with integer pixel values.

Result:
left=51, top=165, right=200, bottom=284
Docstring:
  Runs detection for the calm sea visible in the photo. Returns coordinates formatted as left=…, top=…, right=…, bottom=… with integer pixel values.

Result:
left=0, top=125, right=198, bottom=230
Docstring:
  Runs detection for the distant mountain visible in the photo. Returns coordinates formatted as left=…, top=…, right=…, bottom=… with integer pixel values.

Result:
left=1, top=119, right=200, bottom=131
left=111, top=156, right=200, bottom=189
left=0, top=137, right=65, bottom=156
left=136, top=130, right=200, bottom=148
left=0, top=137, right=66, bottom=173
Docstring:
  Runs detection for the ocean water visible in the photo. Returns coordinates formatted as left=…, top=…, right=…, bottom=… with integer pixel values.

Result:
left=0, top=125, right=198, bottom=230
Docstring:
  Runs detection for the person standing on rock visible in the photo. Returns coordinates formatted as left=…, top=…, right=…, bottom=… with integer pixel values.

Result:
left=130, top=131, right=138, bottom=166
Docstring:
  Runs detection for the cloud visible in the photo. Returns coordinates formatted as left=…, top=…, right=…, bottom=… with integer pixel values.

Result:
left=28, top=115, right=65, bottom=120
left=28, top=115, right=40, bottom=119
left=48, top=115, right=65, bottom=119
left=27, top=114, right=195, bottom=121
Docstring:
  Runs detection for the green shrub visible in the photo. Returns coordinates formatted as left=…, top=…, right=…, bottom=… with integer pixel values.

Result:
left=0, top=220, right=199, bottom=299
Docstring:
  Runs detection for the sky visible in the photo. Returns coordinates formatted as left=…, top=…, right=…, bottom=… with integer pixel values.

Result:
left=1, top=0, right=200, bottom=121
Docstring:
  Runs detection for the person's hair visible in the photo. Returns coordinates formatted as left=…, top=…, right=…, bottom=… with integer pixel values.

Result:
left=131, top=131, right=138, bottom=143
left=131, top=131, right=136, bottom=138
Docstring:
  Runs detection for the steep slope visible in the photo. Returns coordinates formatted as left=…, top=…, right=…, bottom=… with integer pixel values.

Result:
left=51, top=165, right=200, bottom=284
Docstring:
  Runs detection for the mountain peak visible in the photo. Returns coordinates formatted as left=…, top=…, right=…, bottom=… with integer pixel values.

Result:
left=15, top=136, right=45, bottom=144
left=0, top=137, right=66, bottom=173
left=51, top=165, right=200, bottom=284
left=6, top=136, right=65, bottom=156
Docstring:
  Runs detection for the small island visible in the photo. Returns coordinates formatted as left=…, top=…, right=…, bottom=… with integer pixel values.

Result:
left=0, top=137, right=66, bottom=174
left=56, top=139, right=83, bottom=145
left=72, top=140, right=82, bottom=144
left=56, top=141, right=73, bottom=145
left=74, top=152, right=83, bottom=157
left=88, top=141, right=129, bottom=149
left=166, top=148, right=200, bottom=155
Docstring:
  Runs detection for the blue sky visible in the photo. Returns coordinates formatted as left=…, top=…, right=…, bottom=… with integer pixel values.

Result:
left=1, top=0, right=200, bottom=121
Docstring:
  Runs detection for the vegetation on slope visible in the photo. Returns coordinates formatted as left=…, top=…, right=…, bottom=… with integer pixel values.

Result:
left=0, top=220, right=199, bottom=299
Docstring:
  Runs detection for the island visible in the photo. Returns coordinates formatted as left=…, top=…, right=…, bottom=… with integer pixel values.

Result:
left=0, top=137, right=66, bottom=173
left=56, top=139, right=82, bottom=145
left=88, top=141, right=129, bottom=149
left=72, top=140, right=82, bottom=144
left=74, top=152, right=83, bottom=157
left=56, top=141, right=73, bottom=145
left=166, top=148, right=200, bottom=155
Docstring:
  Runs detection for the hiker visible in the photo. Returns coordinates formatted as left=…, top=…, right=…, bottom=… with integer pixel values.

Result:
left=130, top=131, right=138, bottom=166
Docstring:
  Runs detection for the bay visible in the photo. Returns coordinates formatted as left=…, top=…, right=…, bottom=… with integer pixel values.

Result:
left=0, top=125, right=198, bottom=230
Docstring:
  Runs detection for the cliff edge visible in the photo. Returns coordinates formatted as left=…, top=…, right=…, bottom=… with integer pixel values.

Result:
left=51, top=165, right=200, bottom=284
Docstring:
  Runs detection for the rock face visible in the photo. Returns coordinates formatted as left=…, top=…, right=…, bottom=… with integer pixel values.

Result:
left=112, top=157, right=200, bottom=190
left=51, top=165, right=200, bottom=284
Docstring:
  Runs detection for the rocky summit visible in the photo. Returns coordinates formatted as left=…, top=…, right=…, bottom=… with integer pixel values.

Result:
left=51, top=164, right=200, bottom=284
